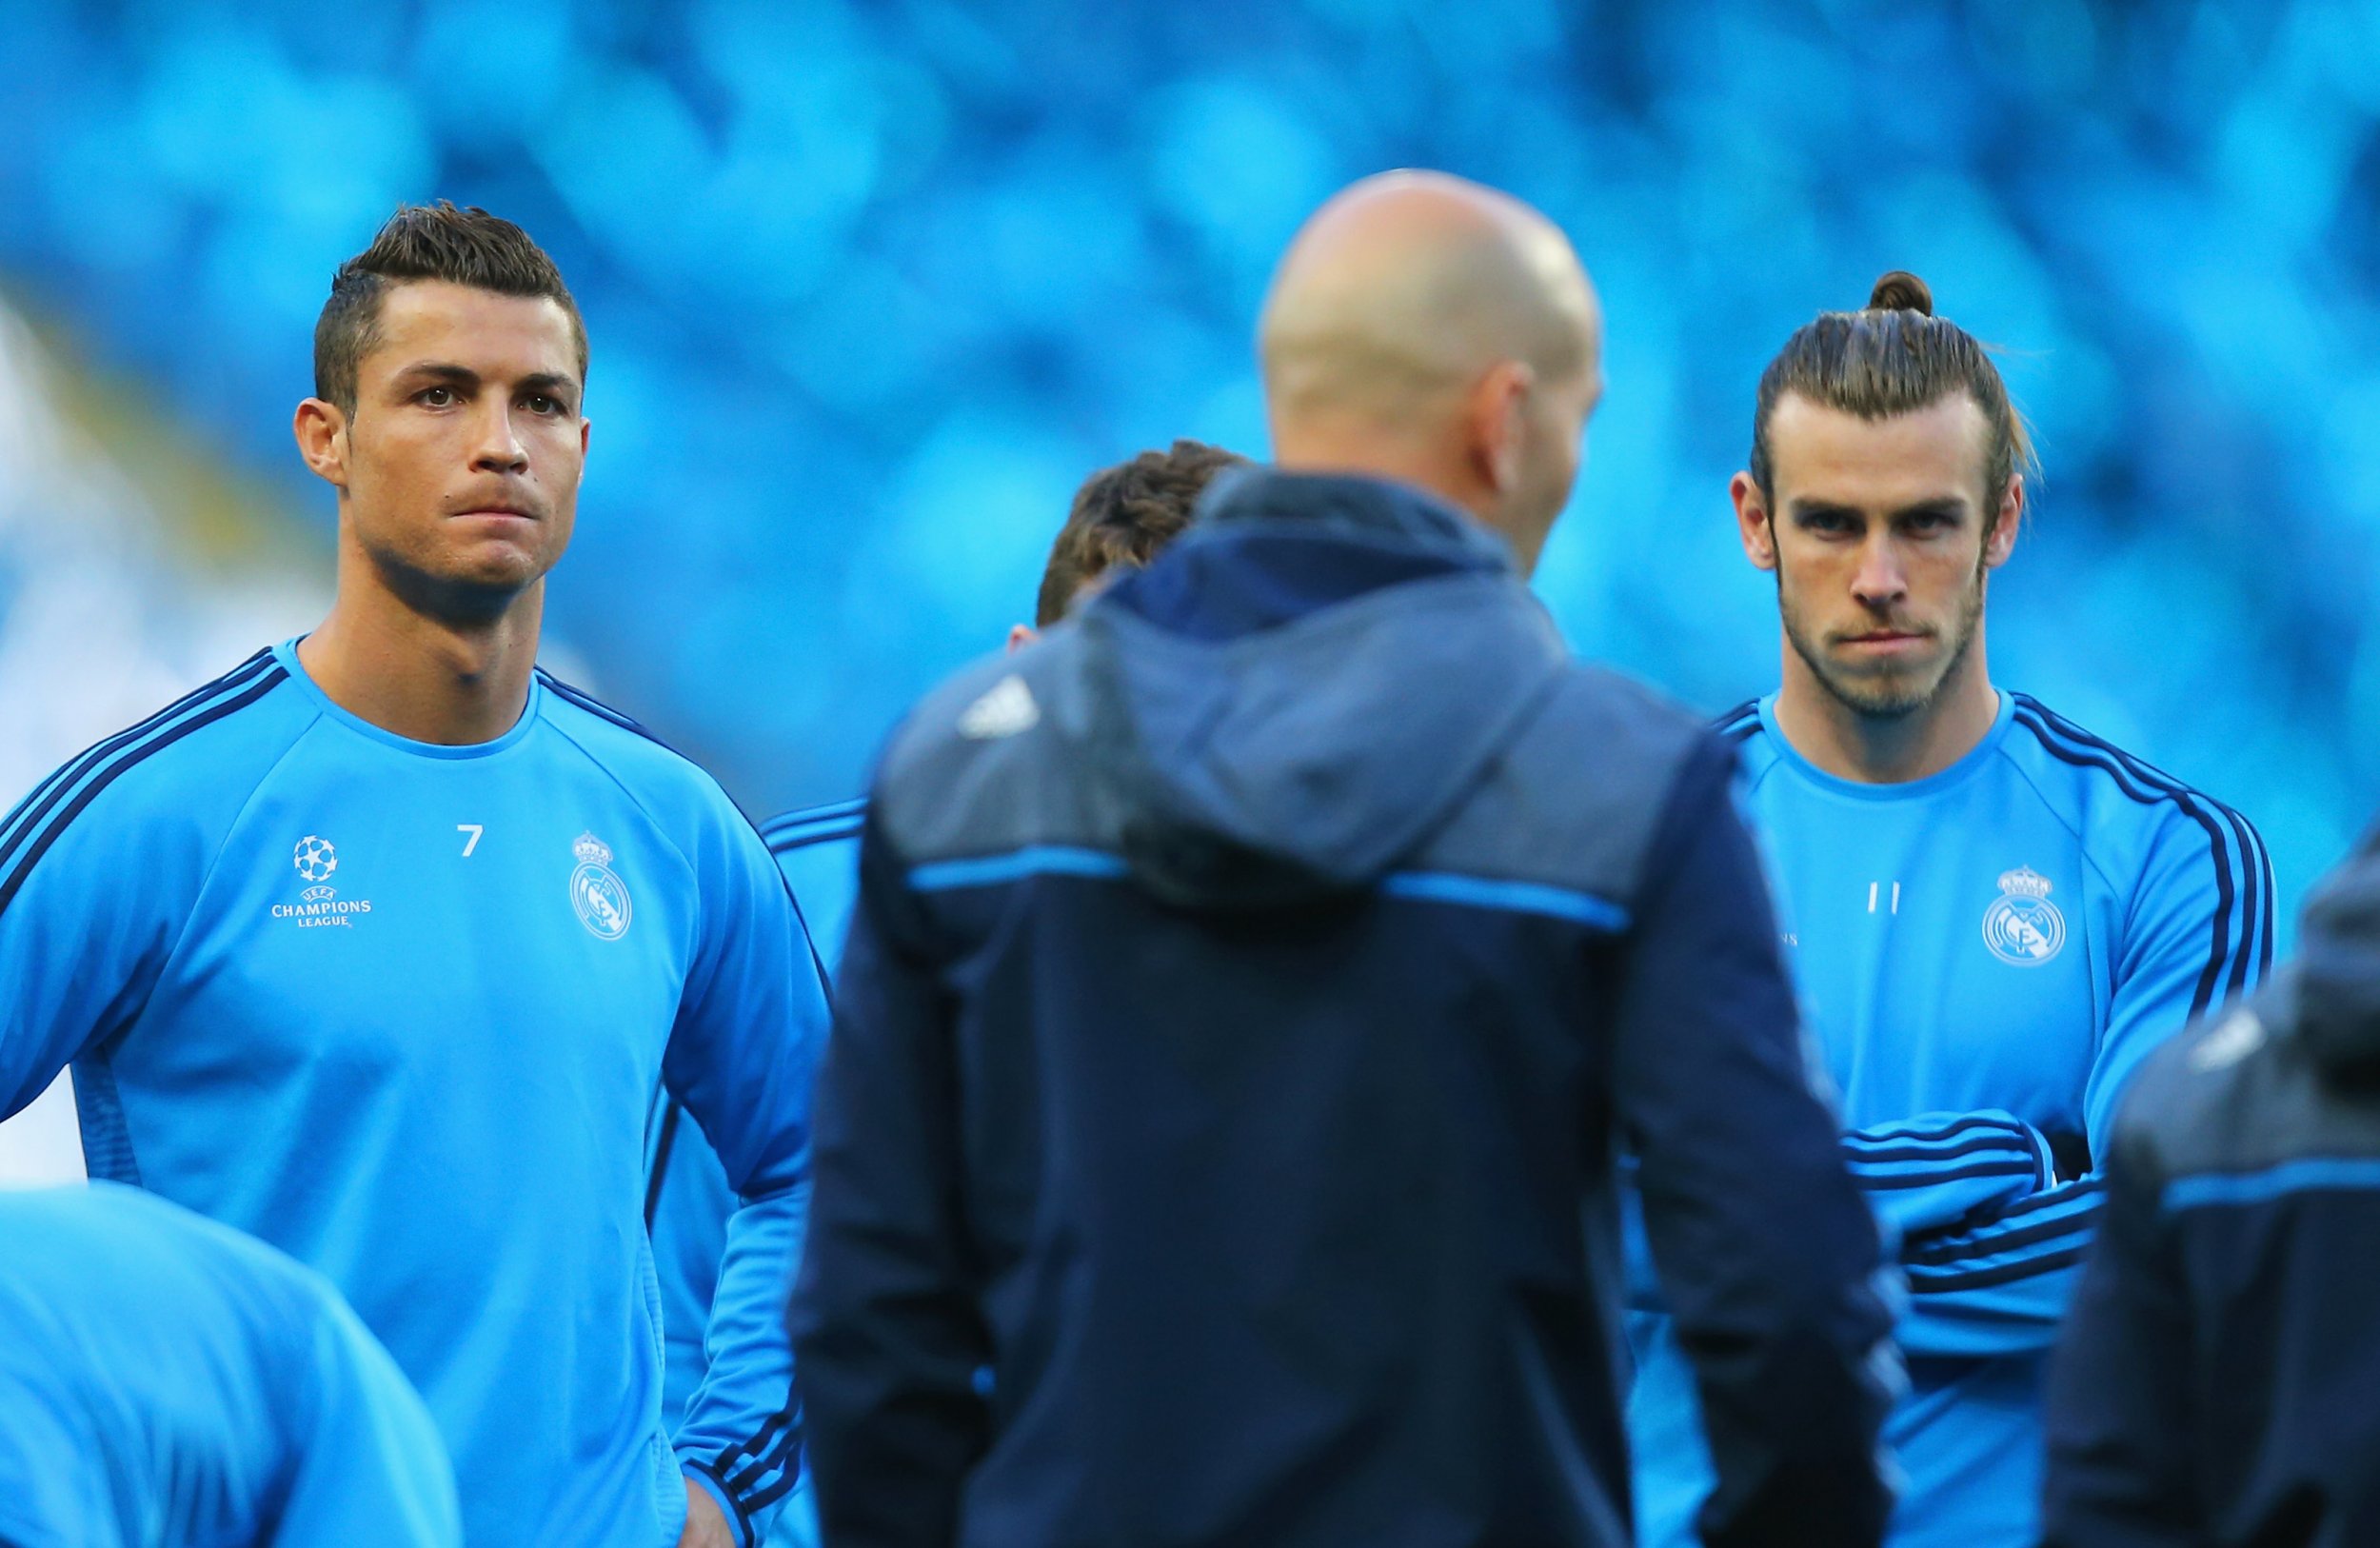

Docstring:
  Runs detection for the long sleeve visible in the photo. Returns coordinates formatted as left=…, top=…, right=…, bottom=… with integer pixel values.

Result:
left=1887, top=814, right=2271, bottom=1359
left=664, top=804, right=833, bottom=1546
left=1616, top=737, right=1899, bottom=1548
left=2038, top=1128, right=2199, bottom=1548
left=1840, top=1110, right=2053, bottom=1237
left=1628, top=1109, right=2054, bottom=1317
left=787, top=816, right=991, bottom=1548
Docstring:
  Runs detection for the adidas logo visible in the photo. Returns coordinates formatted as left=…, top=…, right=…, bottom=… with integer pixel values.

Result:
left=2189, top=1007, right=2267, bottom=1073
left=959, top=675, right=1040, bottom=740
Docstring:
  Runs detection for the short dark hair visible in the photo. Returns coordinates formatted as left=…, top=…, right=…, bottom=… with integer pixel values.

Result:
left=313, top=202, right=586, bottom=416
left=1750, top=270, right=2035, bottom=509
left=1035, top=439, right=1248, bottom=625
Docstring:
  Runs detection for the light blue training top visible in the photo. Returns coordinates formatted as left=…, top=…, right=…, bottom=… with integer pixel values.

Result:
left=1629, top=691, right=2272, bottom=1548
left=0, top=642, right=829, bottom=1548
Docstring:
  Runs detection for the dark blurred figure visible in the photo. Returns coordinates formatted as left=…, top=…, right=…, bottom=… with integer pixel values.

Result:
left=2045, top=830, right=2380, bottom=1547
left=791, top=169, right=1894, bottom=1548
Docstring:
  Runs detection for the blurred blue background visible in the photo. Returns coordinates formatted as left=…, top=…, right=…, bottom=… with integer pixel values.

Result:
left=0, top=0, right=2370, bottom=938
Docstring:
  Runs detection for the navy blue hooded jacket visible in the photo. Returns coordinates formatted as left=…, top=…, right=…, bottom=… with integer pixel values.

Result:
left=790, top=470, right=1897, bottom=1548
left=2045, top=830, right=2380, bottom=1548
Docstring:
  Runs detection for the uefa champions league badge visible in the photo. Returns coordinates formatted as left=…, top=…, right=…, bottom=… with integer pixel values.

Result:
left=272, top=835, right=372, bottom=928
left=569, top=832, right=633, bottom=941
left=1982, top=865, right=2066, bottom=966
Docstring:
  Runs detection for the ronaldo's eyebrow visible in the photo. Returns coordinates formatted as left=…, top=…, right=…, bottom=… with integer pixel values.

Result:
left=390, top=361, right=481, bottom=389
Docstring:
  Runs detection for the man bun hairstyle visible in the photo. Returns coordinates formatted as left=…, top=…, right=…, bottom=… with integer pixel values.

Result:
left=313, top=201, right=587, bottom=417
left=1866, top=269, right=1933, bottom=315
left=1750, top=268, right=2034, bottom=507
left=1036, top=439, right=1249, bottom=626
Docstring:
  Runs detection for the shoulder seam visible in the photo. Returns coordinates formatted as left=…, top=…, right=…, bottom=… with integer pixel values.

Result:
left=0, top=648, right=275, bottom=864
left=539, top=710, right=825, bottom=1002
left=535, top=673, right=768, bottom=866
left=538, top=713, right=702, bottom=895
left=2012, top=697, right=2269, bottom=1018
left=1988, top=736, right=2130, bottom=901
left=168, top=704, right=328, bottom=990
left=535, top=668, right=681, bottom=755
left=0, top=655, right=293, bottom=921
left=1734, top=732, right=1783, bottom=797
left=2013, top=694, right=2251, bottom=813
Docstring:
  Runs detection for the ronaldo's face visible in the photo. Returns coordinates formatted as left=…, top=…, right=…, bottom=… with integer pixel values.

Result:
left=335, top=280, right=586, bottom=611
left=1751, top=392, right=2014, bottom=720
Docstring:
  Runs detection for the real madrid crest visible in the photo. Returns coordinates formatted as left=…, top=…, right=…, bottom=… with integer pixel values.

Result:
left=569, top=831, right=633, bottom=941
left=1982, top=865, right=2065, bottom=966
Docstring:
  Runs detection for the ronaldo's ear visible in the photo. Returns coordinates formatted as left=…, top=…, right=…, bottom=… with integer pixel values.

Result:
left=1731, top=471, right=1776, bottom=571
left=293, top=398, right=347, bottom=489
left=1985, top=475, right=2023, bottom=568
left=1005, top=624, right=1039, bottom=654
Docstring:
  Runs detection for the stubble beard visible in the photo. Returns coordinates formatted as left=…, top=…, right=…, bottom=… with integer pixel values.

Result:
left=359, top=526, right=545, bottom=629
left=1779, top=562, right=1986, bottom=723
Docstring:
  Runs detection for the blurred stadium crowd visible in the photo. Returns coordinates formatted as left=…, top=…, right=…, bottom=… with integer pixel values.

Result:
left=0, top=0, right=2371, bottom=930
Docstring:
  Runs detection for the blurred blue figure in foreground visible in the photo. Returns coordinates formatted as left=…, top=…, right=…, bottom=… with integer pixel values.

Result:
left=0, top=1181, right=459, bottom=1547
left=2045, top=826, right=2380, bottom=1548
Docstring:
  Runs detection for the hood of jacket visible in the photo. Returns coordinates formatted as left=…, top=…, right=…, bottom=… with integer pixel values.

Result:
left=1061, top=467, right=1569, bottom=909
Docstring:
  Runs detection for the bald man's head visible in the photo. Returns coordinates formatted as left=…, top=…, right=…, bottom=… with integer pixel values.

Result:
left=1258, top=171, right=1602, bottom=575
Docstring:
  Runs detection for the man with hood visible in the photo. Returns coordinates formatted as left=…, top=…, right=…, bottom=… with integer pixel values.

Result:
left=789, top=170, right=1899, bottom=1548
left=2044, top=831, right=2380, bottom=1547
